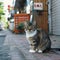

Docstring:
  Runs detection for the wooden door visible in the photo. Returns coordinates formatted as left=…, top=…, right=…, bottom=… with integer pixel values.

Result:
left=34, top=0, right=48, bottom=33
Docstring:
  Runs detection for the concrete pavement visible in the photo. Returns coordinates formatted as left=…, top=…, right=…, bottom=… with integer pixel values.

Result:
left=0, top=30, right=60, bottom=60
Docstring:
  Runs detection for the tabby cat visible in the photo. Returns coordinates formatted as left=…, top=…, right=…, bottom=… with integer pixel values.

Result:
left=24, top=20, right=51, bottom=53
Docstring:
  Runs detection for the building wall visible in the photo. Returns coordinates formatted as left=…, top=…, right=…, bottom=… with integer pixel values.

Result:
left=51, top=0, right=60, bottom=35
left=34, top=0, right=48, bottom=33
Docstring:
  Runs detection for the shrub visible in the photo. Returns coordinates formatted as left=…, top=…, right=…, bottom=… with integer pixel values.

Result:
left=17, top=22, right=24, bottom=30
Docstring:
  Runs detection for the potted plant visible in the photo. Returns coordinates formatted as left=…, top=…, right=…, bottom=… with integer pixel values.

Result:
left=17, top=22, right=24, bottom=33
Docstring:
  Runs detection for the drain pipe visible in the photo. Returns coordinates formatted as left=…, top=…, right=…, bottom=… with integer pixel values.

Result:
left=48, top=0, right=52, bottom=34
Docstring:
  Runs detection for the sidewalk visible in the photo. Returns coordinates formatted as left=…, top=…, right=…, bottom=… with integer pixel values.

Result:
left=50, top=35, right=60, bottom=48
left=0, top=30, right=60, bottom=60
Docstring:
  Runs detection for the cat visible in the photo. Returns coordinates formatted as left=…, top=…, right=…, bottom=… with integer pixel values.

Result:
left=24, top=20, right=51, bottom=53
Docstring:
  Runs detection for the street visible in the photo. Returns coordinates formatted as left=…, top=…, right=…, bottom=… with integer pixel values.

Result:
left=0, top=30, right=60, bottom=60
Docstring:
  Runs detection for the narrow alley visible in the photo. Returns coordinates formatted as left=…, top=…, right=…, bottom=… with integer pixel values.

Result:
left=0, top=30, right=60, bottom=60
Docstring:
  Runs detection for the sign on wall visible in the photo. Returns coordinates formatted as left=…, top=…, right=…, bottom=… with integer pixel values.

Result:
left=34, top=3, right=43, bottom=10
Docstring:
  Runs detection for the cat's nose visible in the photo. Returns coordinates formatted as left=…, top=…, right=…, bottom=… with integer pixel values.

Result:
left=29, top=28, right=32, bottom=30
left=29, top=27, right=32, bottom=29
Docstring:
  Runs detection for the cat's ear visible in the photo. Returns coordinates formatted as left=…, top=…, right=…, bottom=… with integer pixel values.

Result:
left=30, top=15, right=33, bottom=23
left=33, top=21, right=36, bottom=26
left=24, top=21, right=28, bottom=26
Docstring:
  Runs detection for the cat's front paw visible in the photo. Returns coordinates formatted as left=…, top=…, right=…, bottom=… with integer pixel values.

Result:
left=38, top=50, right=42, bottom=53
left=29, top=49, right=36, bottom=53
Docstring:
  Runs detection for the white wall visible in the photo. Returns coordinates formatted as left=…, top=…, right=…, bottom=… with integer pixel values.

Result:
left=51, top=0, right=60, bottom=35
left=3, top=0, right=15, bottom=20
left=48, top=0, right=60, bottom=35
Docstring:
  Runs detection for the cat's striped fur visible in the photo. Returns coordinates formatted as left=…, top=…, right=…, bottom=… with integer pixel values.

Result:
left=24, top=21, right=51, bottom=53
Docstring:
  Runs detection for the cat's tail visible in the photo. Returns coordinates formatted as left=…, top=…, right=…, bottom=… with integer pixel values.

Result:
left=45, top=48, right=60, bottom=55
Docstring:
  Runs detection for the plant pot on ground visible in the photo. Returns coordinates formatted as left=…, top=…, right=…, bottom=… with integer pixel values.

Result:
left=17, top=22, right=24, bottom=33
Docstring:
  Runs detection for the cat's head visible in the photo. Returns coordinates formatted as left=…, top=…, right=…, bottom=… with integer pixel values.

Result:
left=24, top=20, right=36, bottom=32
